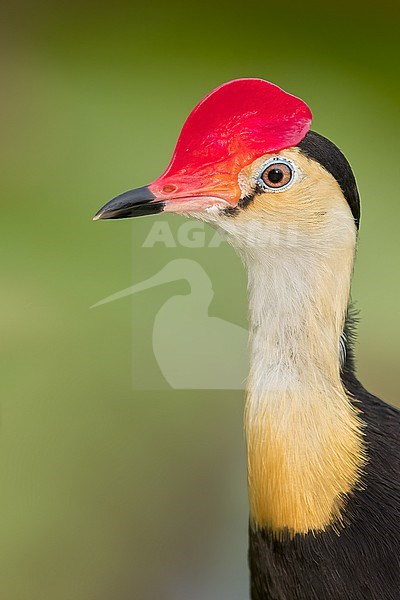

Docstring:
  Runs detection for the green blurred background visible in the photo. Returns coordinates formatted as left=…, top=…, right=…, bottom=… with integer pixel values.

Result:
left=1, top=1, right=399, bottom=598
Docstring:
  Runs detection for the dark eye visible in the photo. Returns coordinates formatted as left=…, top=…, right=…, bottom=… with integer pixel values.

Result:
left=260, top=160, right=294, bottom=190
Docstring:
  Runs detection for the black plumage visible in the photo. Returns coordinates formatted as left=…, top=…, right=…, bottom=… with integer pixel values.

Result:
left=248, top=132, right=400, bottom=598
left=249, top=354, right=400, bottom=599
left=94, top=83, right=399, bottom=599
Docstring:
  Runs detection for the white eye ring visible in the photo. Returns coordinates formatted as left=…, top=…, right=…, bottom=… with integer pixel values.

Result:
left=256, top=157, right=297, bottom=193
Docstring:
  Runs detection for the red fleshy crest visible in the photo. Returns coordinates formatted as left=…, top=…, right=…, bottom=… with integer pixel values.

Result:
left=151, top=79, right=312, bottom=203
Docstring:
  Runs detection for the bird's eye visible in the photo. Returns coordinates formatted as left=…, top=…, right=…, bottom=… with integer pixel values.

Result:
left=259, top=159, right=294, bottom=191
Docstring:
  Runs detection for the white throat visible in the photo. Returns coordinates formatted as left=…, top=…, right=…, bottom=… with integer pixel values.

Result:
left=225, top=216, right=364, bottom=535
left=244, top=235, right=349, bottom=395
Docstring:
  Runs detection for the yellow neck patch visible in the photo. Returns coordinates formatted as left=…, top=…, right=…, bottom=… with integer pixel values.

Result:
left=238, top=150, right=366, bottom=537
left=246, top=386, right=364, bottom=536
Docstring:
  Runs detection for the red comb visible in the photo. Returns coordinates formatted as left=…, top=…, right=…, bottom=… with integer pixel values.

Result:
left=150, top=79, right=312, bottom=204
left=161, top=78, right=312, bottom=177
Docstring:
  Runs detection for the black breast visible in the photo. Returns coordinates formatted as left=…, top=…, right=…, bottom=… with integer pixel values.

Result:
left=249, top=371, right=400, bottom=600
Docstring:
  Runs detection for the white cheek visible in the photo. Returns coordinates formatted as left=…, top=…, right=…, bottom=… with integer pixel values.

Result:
left=183, top=204, right=227, bottom=224
left=205, top=205, right=224, bottom=217
left=238, top=171, right=254, bottom=197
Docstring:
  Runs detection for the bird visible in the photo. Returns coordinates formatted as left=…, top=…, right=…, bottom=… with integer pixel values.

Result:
left=94, top=78, right=400, bottom=599
left=92, top=258, right=248, bottom=388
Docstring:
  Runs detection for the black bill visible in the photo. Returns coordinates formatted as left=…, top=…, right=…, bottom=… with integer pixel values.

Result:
left=93, top=185, right=164, bottom=220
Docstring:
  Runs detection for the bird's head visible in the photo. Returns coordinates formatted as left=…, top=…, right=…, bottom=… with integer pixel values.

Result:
left=94, top=78, right=360, bottom=254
